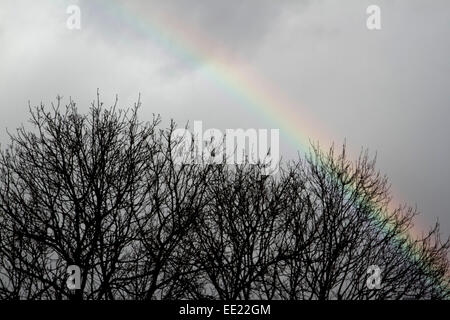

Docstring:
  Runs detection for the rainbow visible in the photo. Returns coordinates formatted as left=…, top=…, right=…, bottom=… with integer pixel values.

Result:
left=89, top=0, right=332, bottom=152
left=86, top=0, right=448, bottom=295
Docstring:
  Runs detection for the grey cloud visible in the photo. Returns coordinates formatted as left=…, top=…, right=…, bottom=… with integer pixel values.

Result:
left=118, top=0, right=303, bottom=53
left=0, top=0, right=448, bottom=236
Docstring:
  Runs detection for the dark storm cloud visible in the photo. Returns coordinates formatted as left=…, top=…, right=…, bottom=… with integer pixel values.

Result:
left=111, top=0, right=304, bottom=53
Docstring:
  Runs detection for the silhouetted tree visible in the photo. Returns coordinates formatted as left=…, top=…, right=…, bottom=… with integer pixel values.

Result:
left=0, top=94, right=448, bottom=300
left=0, top=94, right=160, bottom=299
left=263, top=144, right=449, bottom=300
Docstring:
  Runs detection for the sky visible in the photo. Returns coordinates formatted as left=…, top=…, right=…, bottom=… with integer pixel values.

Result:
left=0, top=0, right=449, bottom=237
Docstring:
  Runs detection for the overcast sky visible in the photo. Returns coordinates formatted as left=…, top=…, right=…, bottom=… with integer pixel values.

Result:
left=0, top=0, right=449, bottom=236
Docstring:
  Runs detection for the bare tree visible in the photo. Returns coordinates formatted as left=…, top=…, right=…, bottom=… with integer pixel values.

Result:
left=265, top=144, right=450, bottom=300
left=0, top=94, right=448, bottom=300
left=0, top=93, right=159, bottom=300
left=189, top=163, right=290, bottom=299
left=121, top=122, right=215, bottom=299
